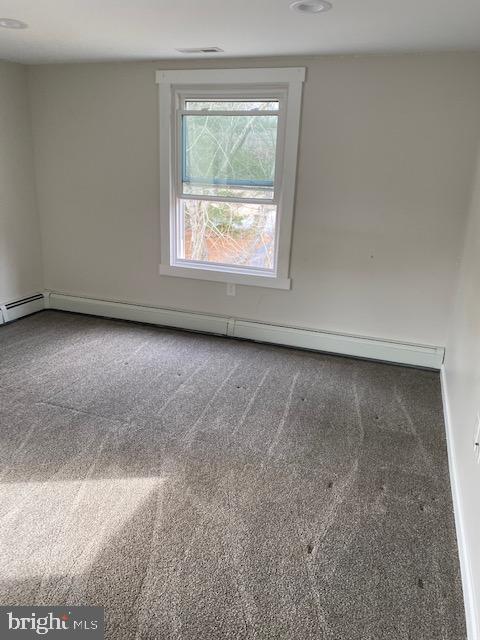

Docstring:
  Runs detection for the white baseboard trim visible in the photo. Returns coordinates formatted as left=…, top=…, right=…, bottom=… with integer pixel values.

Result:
left=232, top=320, right=444, bottom=369
left=47, top=292, right=227, bottom=335
left=440, top=365, right=478, bottom=640
left=0, top=293, right=45, bottom=324
left=47, top=292, right=444, bottom=369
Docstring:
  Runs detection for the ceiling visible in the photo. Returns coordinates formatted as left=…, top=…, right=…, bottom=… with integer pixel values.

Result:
left=0, top=0, right=479, bottom=64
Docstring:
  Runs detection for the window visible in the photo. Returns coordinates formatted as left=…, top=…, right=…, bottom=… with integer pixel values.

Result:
left=156, top=68, right=305, bottom=289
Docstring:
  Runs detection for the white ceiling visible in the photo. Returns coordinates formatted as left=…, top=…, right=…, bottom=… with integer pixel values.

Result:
left=0, top=0, right=479, bottom=64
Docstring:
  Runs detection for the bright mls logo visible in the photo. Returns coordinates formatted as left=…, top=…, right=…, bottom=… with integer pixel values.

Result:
left=0, top=607, right=104, bottom=638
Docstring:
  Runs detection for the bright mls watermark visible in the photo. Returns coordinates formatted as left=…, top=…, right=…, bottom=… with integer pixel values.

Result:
left=0, top=607, right=104, bottom=638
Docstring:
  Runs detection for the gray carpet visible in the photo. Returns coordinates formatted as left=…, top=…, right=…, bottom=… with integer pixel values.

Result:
left=0, top=310, right=465, bottom=639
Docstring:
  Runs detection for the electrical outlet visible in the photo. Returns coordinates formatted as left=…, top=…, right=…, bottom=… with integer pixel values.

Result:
left=226, top=283, right=236, bottom=296
left=473, top=413, right=480, bottom=464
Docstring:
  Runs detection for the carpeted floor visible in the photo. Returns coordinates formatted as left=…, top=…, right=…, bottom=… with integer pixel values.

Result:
left=0, top=310, right=465, bottom=639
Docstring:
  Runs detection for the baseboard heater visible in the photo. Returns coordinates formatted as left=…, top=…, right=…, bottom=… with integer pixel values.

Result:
left=45, top=292, right=445, bottom=370
left=0, top=293, right=45, bottom=324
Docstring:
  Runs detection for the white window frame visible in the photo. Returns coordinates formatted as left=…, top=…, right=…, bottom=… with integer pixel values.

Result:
left=156, top=67, right=305, bottom=290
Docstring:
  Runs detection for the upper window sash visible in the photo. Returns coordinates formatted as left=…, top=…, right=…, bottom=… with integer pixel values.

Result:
left=173, top=89, right=287, bottom=205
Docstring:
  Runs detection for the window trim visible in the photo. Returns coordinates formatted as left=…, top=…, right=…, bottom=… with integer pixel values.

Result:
left=156, top=67, right=305, bottom=290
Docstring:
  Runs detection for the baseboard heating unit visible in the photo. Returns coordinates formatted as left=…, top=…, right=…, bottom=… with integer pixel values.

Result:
left=0, top=293, right=45, bottom=324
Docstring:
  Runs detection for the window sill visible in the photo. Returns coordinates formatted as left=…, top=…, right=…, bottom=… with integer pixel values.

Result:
left=158, top=264, right=291, bottom=290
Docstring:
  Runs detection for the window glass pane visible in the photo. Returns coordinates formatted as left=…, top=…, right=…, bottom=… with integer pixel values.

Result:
left=185, top=100, right=279, bottom=111
left=182, top=114, right=278, bottom=198
left=178, top=199, right=276, bottom=270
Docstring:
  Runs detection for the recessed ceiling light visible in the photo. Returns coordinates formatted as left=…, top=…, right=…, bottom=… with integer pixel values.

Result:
left=0, top=18, right=28, bottom=29
left=290, top=0, right=332, bottom=14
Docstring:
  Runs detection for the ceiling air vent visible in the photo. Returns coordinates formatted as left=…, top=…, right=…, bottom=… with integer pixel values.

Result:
left=176, top=47, right=224, bottom=54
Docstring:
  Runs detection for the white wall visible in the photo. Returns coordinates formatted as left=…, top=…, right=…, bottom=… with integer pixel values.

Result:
left=0, top=61, right=43, bottom=304
left=28, top=53, right=480, bottom=346
left=443, top=142, right=480, bottom=639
